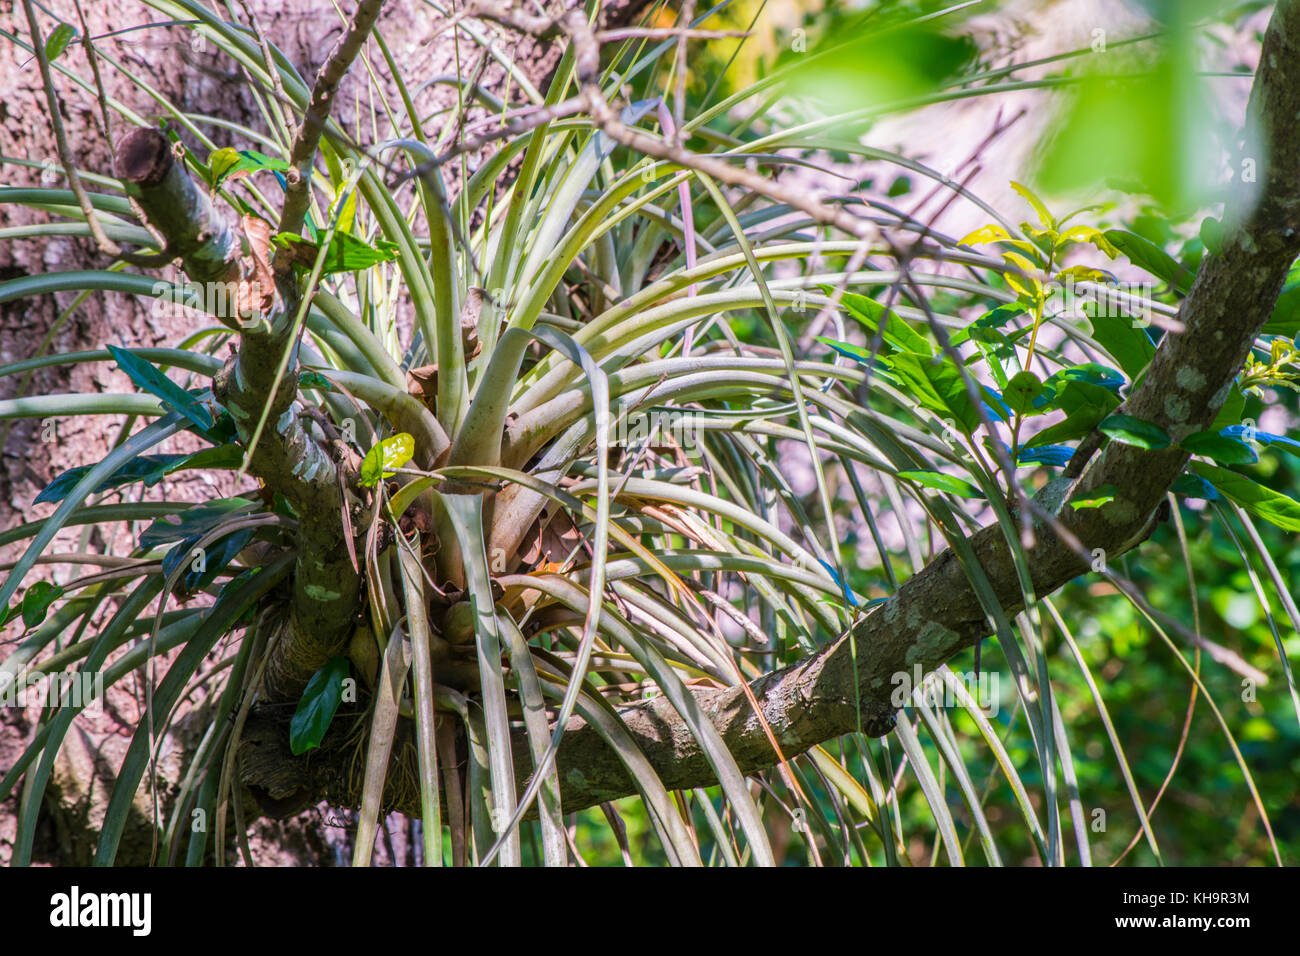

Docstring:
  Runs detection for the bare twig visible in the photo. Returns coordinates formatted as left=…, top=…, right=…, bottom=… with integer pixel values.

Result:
left=276, top=0, right=388, bottom=244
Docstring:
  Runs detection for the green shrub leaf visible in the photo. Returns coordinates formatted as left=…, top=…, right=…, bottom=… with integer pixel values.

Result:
left=21, top=581, right=64, bottom=628
left=1191, top=462, right=1300, bottom=532
left=290, top=656, right=351, bottom=755
left=1102, top=230, right=1193, bottom=293
left=1099, top=413, right=1171, bottom=449
left=359, top=433, right=415, bottom=487
left=1003, top=371, right=1044, bottom=415
left=1179, top=431, right=1258, bottom=465
left=1068, top=485, right=1118, bottom=510
left=831, top=289, right=932, bottom=356
left=896, top=470, right=983, bottom=498
left=106, top=345, right=213, bottom=430
left=45, top=23, right=76, bottom=61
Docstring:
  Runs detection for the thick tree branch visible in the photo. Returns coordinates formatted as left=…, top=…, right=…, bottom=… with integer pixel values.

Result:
left=238, top=0, right=1300, bottom=818
left=116, top=131, right=359, bottom=700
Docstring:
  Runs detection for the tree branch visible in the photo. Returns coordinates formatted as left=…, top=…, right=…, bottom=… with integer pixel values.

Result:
left=276, top=0, right=387, bottom=244
left=115, top=130, right=359, bottom=700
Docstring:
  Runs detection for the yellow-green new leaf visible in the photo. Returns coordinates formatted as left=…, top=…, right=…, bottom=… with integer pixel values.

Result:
left=958, top=223, right=1011, bottom=246
left=359, top=433, right=415, bottom=487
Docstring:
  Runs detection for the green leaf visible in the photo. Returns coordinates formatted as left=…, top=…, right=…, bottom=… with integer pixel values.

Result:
left=174, top=443, right=245, bottom=472
left=289, top=657, right=351, bottom=755
left=207, top=147, right=241, bottom=188
left=273, top=231, right=399, bottom=275
left=883, top=352, right=980, bottom=435
left=1034, top=55, right=1218, bottom=212
left=207, top=147, right=290, bottom=190
left=832, top=289, right=932, bottom=356
left=817, top=336, right=884, bottom=366
left=45, top=23, right=76, bottom=61
left=1102, top=230, right=1193, bottom=293
left=957, top=224, right=1012, bottom=246
left=1099, top=413, right=1171, bottom=449
left=140, top=497, right=254, bottom=549
left=1263, top=259, right=1300, bottom=335
left=1087, top=312, right=1156, bottom=381
left=776, top=19, right=974, bottom=117
left=1068, top=484, right=1118, bottom=510
left=1199, top=217, right=1223, bottom=257
left=162, top=527, right=253, bottom=595
left=1191, top=462, right=1300, bottom=532
left=35, top=454, right=189, bottom=504
left=896, top=470, right=983, bottom=498
left=20, top=581, right=64, bottom=628
left=953, top=304, right=1024, bottom=346
left=1010, top=181, right=1054, bottom=229
left=1023, top=380, right=1122, bottom=450
left=1179, top=431, right=1258, bottom=466
left=1171, top=473, right=1219, bottom=501
left=1211, top=384, right=1246, bottom=430
left=298, top=370, right=334, bottom=391
left=1003, top=371, right=1044, bottom=415
left=106, top=345, right=213, bottom=430
left=359, top=433, right=415, bottom=487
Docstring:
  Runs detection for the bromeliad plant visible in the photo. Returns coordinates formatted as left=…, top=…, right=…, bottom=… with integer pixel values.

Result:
left=3, top=0, right=1300, bottom=866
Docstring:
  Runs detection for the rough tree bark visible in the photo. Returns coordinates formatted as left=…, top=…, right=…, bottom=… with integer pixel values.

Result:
left=233, top=0, right=1300, bottom=820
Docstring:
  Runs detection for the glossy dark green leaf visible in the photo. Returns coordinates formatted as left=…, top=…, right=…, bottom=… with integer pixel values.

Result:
left=161, top=527, right=255, bottom=594
left=140, top=497, right=255, bottom=549
left=1171, top=472, right=1220, bottom=500
left=176, top=443, right=245, bottom=472
left=1211, top=384, right=1246, bottom=429
left=1087, top=312, right=1156, bottom=381
left=1017, top=444, right=1074, bottom=467
left=1023, top=380, right=1121, bottom=450
left=290, top=656, right=351, bottom=756
left=953, top=305, right=1025, bottom=348
left=1179, top=431, right=1258, bottom=465
left=1099, top=413, right=1171, bottom=449
left=1039, top=363, right=1126, bottom=397
left=1263, top=259, right=1300, bottom=335
left=1191, top=462, right=1300, bottom=532
left=35, top=454, right=190, bottom=504
left=106, top=345, right=213, bottom=430
left=817, top=336, right=887, bottom=368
